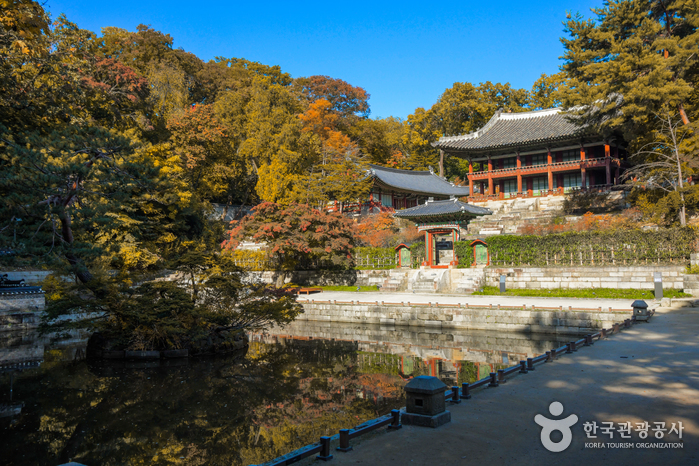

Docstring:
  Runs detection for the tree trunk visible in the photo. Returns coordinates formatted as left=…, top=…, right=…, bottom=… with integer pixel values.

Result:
left=675, top=138, right=687, bottom=227
left=58, top=208, right=94, bottom=285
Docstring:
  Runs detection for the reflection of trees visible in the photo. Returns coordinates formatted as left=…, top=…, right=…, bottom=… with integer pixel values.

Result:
left=0, top=338, right=406, bottom=466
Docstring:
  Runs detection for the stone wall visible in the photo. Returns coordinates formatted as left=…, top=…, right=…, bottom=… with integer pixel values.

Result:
left=243, top=265, right=689, bottom=293
left=0, top=294, right=45, bottom=312
left=683, top=274, right=699, bottom=296
left=298, top=300, right=632, bottom=335
left=0, top=271, right=52, bottom=284
left=484, top=266, right=685, bottom=290
left=244, top=270, right=391, bottom=286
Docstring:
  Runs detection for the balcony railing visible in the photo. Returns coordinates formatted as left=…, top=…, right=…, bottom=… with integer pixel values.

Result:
left=467, top=183, right=618, bottom=202
left=469, top=157, right=619, bottom=180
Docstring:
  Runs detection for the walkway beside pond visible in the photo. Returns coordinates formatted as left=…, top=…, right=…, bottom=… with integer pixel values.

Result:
left=324, top=304, right=699, bottom=465
left=296, top=291, right=639, bottom=311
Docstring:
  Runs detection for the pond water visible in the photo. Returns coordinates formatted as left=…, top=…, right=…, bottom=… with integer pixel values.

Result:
left=0, top=322, right=573, bottom=466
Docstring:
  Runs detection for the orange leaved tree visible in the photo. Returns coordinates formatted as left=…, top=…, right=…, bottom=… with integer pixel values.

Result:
left=222, top=202, right=355, bottom=285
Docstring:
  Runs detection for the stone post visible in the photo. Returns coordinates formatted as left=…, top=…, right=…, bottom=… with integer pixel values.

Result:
left=402, top=376, right=451, bottom=428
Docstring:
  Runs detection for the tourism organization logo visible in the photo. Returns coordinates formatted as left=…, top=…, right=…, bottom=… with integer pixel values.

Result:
left=535, top=401, right=685, bottom=452
left=535, top=401, right=578, bottom=452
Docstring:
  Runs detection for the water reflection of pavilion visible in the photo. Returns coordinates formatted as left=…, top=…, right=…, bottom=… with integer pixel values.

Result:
left=250, top=320, right=572, bottom=386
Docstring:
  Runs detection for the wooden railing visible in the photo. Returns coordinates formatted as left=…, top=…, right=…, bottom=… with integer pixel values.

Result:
left=469, top=157, right=619, bottom=180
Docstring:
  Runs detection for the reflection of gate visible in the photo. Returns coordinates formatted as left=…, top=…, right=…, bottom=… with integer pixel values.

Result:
left=470, top=239, right=489, bottom=266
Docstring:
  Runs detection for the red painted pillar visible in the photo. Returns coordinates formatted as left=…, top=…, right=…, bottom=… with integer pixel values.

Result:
left=516, top=152, right=522, bottom=194
left=487, top=158, right=493, bottom=195
left=547, top=148, right=553, bottom=193
left=580, top=145, right=587, bottom=190
left=605, top=143, right=612, bottom=186
left=468, top=161, right=474, bottom=196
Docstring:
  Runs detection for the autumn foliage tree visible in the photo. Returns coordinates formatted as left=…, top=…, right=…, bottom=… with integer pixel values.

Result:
left=296, top=75, right=370, bottom=118
left=296, top=99, right=370, bottom=209
left=353, top=212, right=421, bottom=247
left=167, top=104, right=249, bottom=204
left=0, top=2, right=305, bottom=345
left=222, top=202, right=355, bottom=285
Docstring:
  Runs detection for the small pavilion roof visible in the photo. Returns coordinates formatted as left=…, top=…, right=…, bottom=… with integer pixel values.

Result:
left=369, top=164, right=470, bottom=197
left=394, top=198, right=491, bottom=222
left=433, top=108, right=586, bottom=153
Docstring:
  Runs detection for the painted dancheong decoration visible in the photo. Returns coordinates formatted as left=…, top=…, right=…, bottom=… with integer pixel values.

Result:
left=394, top=198, right=491, bottom=268
left=433, top=108, right=626, bottom=202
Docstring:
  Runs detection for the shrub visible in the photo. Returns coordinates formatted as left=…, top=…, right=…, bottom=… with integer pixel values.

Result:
left=353, top=247, right=396, bottom=269
left=454, top=241, right=472, bottom=268
left=488, top=227, right=696, bottom=267
left=410, top=242, right=425, bottom=268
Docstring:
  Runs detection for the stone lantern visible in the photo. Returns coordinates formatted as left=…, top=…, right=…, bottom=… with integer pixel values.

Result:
left=402, top=376, right=451, bottom=428
left=632, top=300, right=650, bottom=322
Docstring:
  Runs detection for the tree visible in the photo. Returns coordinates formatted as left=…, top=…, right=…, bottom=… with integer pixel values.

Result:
left=43, top=251, right=302, bottom=350
left=297, top=99, right=370, bottom=209
left=624, top=110, right=698, bottom=225
left=347, top=116, right=407, bottom=166
left=352, top=212, right=420, bottom=247
left=403, top=81, right=529, bottom=173
left=295, top=75, right=370, bottom=118
left=222, top=202, right=355, bottom=285
left=0, top=3, right=304, bottom=352
left=167, top=103, right=248, bottom=204
left=0, top=0, right=50, bottom=57
left=431, top=81, right=528, bottom=137
left=0, top=125, right=161, bottom=285
left=528, top=72, right=568, bottom=110
left=560, top=0, right=699, bottom=140
left=403, top=107, right=440, bottom=170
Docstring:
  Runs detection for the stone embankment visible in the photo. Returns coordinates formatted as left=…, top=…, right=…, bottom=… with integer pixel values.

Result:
left=297, top=298, right=632, bottom=335
left=244, top=265, right=688, bottom=294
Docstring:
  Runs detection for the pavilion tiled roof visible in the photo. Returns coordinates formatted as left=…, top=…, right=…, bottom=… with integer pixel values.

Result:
left=433, top=108, right=586, bottom=152
left=369, top=164, right=470, bottom=197
left=394, top=199, right=491, bottom=220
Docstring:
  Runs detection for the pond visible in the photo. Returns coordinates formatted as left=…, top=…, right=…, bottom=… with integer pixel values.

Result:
left=0, top=322, right=573, bottom=466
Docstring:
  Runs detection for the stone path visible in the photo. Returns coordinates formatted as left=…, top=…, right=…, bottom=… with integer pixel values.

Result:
left=319, top=305, right=699, bottom=465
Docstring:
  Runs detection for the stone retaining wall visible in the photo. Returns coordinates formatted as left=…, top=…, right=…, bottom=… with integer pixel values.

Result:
left=243, top=266, right=690, bottom=293
left=0, top=271, right=52, bottom=284
left=683, top=274, right=699, bottom=296
left=298, top=300, right=632, bottom=335
left=0, top=294, right=45, bottom=312
left=485, top=266, right=685, bottom=290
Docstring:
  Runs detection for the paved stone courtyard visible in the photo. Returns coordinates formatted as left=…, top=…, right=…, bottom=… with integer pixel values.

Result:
left=314, top=304, right=699, bottom=465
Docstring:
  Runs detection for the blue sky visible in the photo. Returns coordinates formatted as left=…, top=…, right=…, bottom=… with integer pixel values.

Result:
left=45, top=1, right=603, bottom=120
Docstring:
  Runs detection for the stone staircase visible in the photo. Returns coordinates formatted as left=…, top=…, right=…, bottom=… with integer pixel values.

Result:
left=409, top=270, right=447, bottom=293
left=382, top=269, right=410, bottom=292
left=455, top=268, right=486, bottom=294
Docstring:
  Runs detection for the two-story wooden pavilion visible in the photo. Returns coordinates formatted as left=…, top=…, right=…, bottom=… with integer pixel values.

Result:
left=432, top=108, right=625, bottom=201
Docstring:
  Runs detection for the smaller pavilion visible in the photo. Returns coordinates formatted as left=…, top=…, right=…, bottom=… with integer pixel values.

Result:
left=368, top=164, right=471, bottom=210
left=394, top=199, right=491, bottom=268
